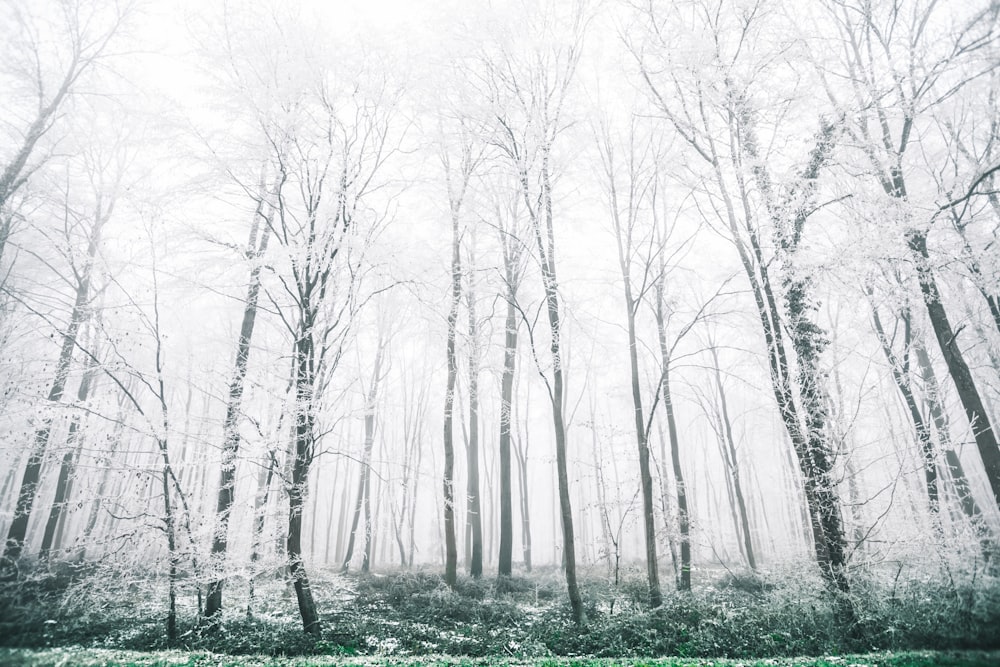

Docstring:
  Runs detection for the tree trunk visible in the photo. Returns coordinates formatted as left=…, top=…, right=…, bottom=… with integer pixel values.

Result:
left=204, top=207, right=271, bottom=621
left=39, top=355, right=99, bottom=562
left=868, top=299, right=939, bottom=513
left=655, top=279, right=691, bottom=591
left=466, top=247, right=483, bottom=578
left=2, top=198, right=108, bottom=574
left=247, top=450, right=276, bottom=620
left=288, top=333, right=321, bottom=635
left=906, top=229, right=1000, bottom=512
left=442, top=197, right=461, bottom=588
left=709, top=345, right=757, bottom=569
left=161, top=458, right=178, bottom=642
left=622, top=278, right=662, bottom=605
left=513, top=433, right=532, bottom=573
left=913, top=339, right=987, bottom=527
left=498, top=279, right=518, bottom=579
left=532, top=152, right=585, bottom=624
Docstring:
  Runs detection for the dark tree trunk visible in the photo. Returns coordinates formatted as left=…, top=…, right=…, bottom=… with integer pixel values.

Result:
left=442, top=194, right=461, bottom=588
left=654, top=274, right=691, bottom=591
left=740, top=114, right=852, bottom=604
left=161, top=460, right=178, bottom=642
left=619, top=267, right=662, bottom=606
left=2, top=198, right=108, bottom=574
left=709, top=346, right=757, bottom=569
left=868, top=300, right=939, bottom=512
left=39, top=356, right=98, bottom=562
left=906, top=229, right=1000, bottom=512
left=913, top=340, right=987, bottom=527
left=498, top=291, right=517, bottom=577
left=531, top=153, right=585, bottom=625
left=204, top=207, right=271, bottom=621
left=288, top=333, right=321, bottom=635
left=466, top=253, right=483, bottom=578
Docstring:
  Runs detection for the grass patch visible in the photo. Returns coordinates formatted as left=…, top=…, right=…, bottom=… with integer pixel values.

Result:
left=1, top=561, right=998, bottom=659
left=1, top=648, right=1000, bottom=666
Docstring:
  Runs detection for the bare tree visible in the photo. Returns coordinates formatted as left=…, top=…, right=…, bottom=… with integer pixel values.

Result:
left=818, top=0, right=1000, bottom=512
left=597, top=117, right=663, bottom=606
left=204, top=176, right=273, bottom=622
left=481, top=2, right=590, bottom=621
left=1, top=147, right=120, bottom=574
left=0, top=0, right=133, bottom=269
left=441, top=123, right=481, bottom=587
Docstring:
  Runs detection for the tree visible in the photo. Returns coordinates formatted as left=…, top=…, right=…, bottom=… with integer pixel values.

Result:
left=494, top=187, right=527, bottom=579
left=488, top=9, right=588, bottom=621
left=817, top=0, right=1000, bottom=513
left=597, top=117, right=663, bottom=606
left=38, top=329, right=100, bottom=562
left=262, top=74, right=397, bottom=633
left=342, top=333, right=387, bottom=573
left=0, top=0, right=133, bottom=270
left=1, top=147, right=119, bottom=574
left=465, top=222, right=484, bottom=578
left=441, top=123, right=480, bottom=587
left=633, top=1, right=854, bottom=607
left=204, top=175, right=273, bottom=621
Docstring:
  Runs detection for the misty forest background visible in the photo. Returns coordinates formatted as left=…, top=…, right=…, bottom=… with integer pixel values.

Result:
left=1, top=0, right=1000, bottom=658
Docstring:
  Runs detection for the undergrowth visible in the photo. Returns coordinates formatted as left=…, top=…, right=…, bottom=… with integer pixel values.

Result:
left=0, top=560, right=997, bottom=659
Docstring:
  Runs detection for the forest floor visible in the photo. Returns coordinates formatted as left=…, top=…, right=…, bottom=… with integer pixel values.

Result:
left=1, top=562, right=998, bottom=661
left=2, top=648, right=1000, bottom=666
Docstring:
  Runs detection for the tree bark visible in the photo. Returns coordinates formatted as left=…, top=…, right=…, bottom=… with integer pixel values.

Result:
left=204, top=201, right=271, bottom=621
left=2, top=196, right=109, bottom=574
left=288, top=333, right=321, bottom=635
left=442, top=185, right=462, bottom=588
left=39, top=354, right=99, bottom=562
left=615, top=233, right=662, bottom=606
left=708, top=345, right=757, bottom=569
left=868, top=299, right=939, bottom=513
left=466, top=244, right=483, bottom=578
left=498, top=288, right=517, bottom=578
left=906, top=229, right=1000, bottom=512
left=532, top=151, right=585, bottom=624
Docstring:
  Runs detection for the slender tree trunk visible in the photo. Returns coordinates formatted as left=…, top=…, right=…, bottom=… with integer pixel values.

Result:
left=363, top=453, right=374, bottom=573
left=342, top=458, right=367, bottom=571
left=204, top=209, right=270, bottom=621
left=913, top=339, right=987, bottom=526
left=655, top=424, right=680, bottom=585
left=709, top=346, right=757, bottom=569
left=161, top=458, right=178, bottom=642
left=466, top=248, right=483, bottom=578
left=513, top=436, right=532, bottom=573
left=247, top=450, right=276, bottom=620
left=654, top=278, right=691, bottom=591
left=39, top=355, right=99, bottom=562
left=288, top=332, right=321, bottom=635
left=906, top=229, right=1000, bottom=512
left=442, top=199, right=461, bottom=588
left=621, top=281, right=662, bottom=605
left=408, top=429, right=422, bottom=567
left=868, top=299, right=939, bottom=512
left=2, top=198, right=108, bottom=573
left=530, top=152, right=585, bottom=624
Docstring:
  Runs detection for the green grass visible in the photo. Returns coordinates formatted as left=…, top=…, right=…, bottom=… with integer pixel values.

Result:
left=1, top=562, right=998, bottom=660
left=1, top=648, right=999, bottom=667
